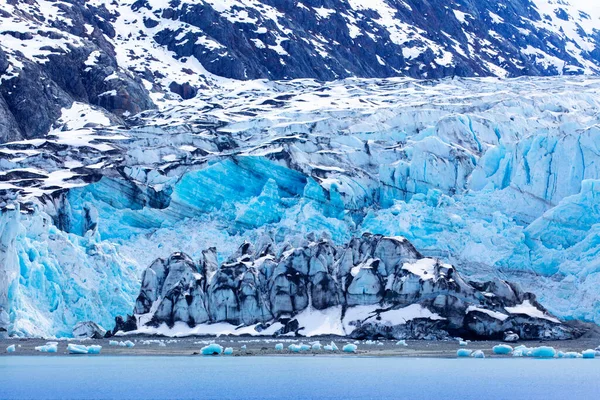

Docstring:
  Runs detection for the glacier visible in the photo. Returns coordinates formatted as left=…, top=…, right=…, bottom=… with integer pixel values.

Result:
left=0, top=76, right=600, bottom=337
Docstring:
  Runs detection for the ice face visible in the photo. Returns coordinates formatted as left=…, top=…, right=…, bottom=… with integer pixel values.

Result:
left=1, top=77, right=600, bottom=337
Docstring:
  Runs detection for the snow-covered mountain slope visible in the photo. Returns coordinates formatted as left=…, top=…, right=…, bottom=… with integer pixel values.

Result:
left=2, top=0, right=600, bottom=142
left=0, top=76, right=599, bottom=337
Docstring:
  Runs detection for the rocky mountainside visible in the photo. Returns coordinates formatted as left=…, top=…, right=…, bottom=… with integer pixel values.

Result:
left=120, top=233, right=578, bottom=340
left=1, top=0, right=600, bottom=142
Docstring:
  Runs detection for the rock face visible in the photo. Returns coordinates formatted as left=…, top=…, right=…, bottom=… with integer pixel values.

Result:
left=124, top=233, right=581, bottom=340
left=72, top=321, right=107, bottom=339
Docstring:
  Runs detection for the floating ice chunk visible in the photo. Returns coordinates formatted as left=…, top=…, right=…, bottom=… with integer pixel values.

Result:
left=343, top=344, right=357, bottom=353
left=159, top=342, right=166, bottom=347
left=457, top=349, right=472, bottom=357
left=493, top=345, right=513, bottom=355
left=512, top=345, right=530, bottom=357
left=124, top=340, right=135, bottom=348
left=396, top=340, right=407, bottom=346
left=109, top=340, right=119, bottom=346
left=300, top=344, right=311, bottom=351
left=118, top=341, right=127, bottom=347
left=471, top=350, right=485, bottom=358
left=67, top=344, right=89, bottom=354
left=530, top=346, right=556, bottom=358
left=223, top=347, right=233, bottom=355
left=330, top=342, right=338, bottom=351
left=6, top=344, right=15, bottom=353
left=459, top=341, right=468, bottom=347
left=561, top=351, right=582, bottom=358
left=241, top=345, right=247, bottom=350
left=582, top=349, right=596, bottom=359
left=288, top=344, right=301, bottom=353
left=35, top=343, right=58, bottom=353
left=201, top=343, right=223, bottom=355
left=323, top=345, right=333, bottom=351
left=87, top=345, right=102, bottom=354
left=377, top=342, right=384, bottom=346
left=275, top=343, right=284, bottom=351
left=312, top=343, right=322, bottom=351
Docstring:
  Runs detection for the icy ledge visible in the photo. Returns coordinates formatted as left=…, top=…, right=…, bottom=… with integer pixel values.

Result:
left=110, top=234, right=582, bottom=341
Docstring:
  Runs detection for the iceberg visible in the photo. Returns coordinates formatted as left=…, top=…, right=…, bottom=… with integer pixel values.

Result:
left=396, top=340, right=407, bottom=346
left=6, top=344, right=15, bottom=353
left=67, top=344, right=89, bottom=354
left=311, top=343, right=322, bottom=351
left=343, top=344, right=357, bottom=353
left=457, top=349, right=472, bottom=357
left=330, top=342, right=339, bottom=351
left=275, top=343, right=283, bottom=351
left=492, top=345, right=513, bottom=355
left=35, top=342, right=58, bottom=353
left=582, top=349, right=596, bottom=359
left=471, top=350, right=485, bottom=358
left=223, top=347, right=233, bottom=355
left=87, top=345, right=102, bottom=354
left=200, top=344, right=223, bottom=355
left=530, top=346, right=556, bottom=358
left=288, top=344, right=301, bottom=353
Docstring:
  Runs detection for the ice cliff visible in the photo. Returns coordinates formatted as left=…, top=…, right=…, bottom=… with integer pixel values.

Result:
left=0, top=76, right=599, bottom=337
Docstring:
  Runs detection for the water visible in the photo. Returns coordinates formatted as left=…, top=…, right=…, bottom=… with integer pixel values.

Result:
left=0, top=356, right=598, bottom=399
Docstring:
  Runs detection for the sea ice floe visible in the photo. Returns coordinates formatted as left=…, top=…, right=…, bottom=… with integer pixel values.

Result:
left=343, top=343, right=357, bottom=353
left=492, top=344, right=513, bottom=355
left=201, top=343, right=223, bottom=355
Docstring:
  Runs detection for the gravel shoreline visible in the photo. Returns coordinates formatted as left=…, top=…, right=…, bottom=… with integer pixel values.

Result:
left=2, top=336, right=599, bottom=358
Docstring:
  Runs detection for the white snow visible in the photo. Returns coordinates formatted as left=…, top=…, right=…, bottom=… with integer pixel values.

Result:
left=505, top=301, right=560, bottom=323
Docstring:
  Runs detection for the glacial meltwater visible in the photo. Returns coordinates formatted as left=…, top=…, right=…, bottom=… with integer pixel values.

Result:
left=1, top=356, right=598, bottom=399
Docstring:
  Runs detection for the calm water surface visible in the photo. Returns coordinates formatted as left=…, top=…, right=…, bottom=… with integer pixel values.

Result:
left=1, top=356, right=598, bottom=399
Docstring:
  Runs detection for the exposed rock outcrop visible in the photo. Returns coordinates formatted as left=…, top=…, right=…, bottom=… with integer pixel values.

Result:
left=120, top=233, right=582, bottom=340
